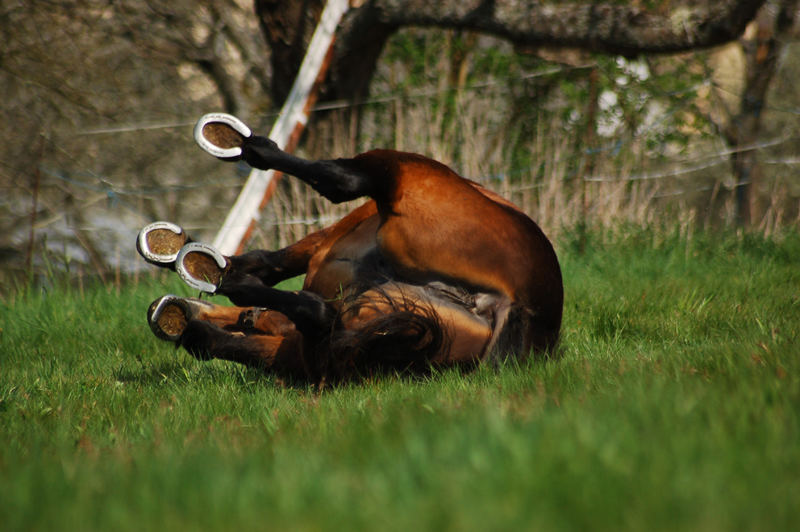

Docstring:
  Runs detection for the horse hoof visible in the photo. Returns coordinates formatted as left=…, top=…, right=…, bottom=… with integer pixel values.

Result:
left=175, top=242, right=227, bottom=293
left=148, top=295, right=191, bottom=341
left=147, top=295, right=214, bottom=341
left=194, top=113, right=252, bottom=160
left=136, top=221, right=188, bottom=267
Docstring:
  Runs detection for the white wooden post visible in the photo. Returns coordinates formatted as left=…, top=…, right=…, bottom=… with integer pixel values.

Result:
left=212, top=0, right=350, bottom=255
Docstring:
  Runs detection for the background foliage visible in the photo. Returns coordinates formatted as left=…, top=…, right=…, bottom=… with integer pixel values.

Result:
left=2, top=1, right=799, bottom=293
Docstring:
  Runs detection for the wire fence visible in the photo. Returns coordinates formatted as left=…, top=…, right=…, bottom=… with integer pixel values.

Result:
left=30, top=68, right=800, bottom=199
left=4, top=64, right=800, bottom=289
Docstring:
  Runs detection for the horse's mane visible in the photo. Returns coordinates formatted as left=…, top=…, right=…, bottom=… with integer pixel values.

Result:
left=314, top=281, right=451, bottom=381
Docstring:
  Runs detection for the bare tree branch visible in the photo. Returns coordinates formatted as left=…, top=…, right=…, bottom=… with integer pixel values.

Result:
left=361, top=0, right=767, bottom=55
left=257, top=0, right=768, bottom=103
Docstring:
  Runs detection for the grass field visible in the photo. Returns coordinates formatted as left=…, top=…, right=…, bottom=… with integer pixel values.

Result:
left=1, top=229, right=799, bottom=531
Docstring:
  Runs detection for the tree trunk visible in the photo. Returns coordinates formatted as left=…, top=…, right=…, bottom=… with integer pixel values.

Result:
left=256, top=0, right=326, bottom=104
left=723, top=0, right=797, bottom=226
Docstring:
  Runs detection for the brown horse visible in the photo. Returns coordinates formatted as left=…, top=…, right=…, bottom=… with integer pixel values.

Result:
left=139, top=114, right=563, bottom=381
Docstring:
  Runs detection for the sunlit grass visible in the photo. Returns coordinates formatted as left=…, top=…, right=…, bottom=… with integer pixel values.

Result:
left=1, top=230, right=798, bottom=531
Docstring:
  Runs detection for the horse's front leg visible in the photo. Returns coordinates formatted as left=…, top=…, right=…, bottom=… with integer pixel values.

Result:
left=167, top=242, right=335, bottom=337
left=138, top=221, right=333, bottom=288
left=147, top=295, right=307, bottom=376
left=225, top=223, right=334, bottom=286
left=216, top=273, right=335, bottom=339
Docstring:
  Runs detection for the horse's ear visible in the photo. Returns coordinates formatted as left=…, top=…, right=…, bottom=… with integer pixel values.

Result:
left=194, top=113, right=252, bottom=159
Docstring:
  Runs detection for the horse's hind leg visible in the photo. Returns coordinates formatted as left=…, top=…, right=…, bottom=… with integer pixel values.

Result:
left=239, top=136, right=374, bottom=203
left=147, top=295, right=306, bottom=374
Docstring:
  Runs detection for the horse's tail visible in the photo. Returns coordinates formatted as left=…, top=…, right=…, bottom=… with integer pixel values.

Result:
left=318, top=285, right=451, bottom=381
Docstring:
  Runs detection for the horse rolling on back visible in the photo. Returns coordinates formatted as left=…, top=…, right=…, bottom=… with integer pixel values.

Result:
left=140, top=114, right=563, bottom=382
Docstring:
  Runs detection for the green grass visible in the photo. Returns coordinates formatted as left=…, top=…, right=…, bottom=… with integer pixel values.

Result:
left=2, top=230, right=799, bottom=531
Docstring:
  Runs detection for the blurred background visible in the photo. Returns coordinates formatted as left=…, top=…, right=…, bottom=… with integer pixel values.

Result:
left=2, top=0, right=799, bottom=293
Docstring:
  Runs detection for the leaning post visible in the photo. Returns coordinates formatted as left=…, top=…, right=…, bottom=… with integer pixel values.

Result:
left=212, top=0, right=350, bottom=255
